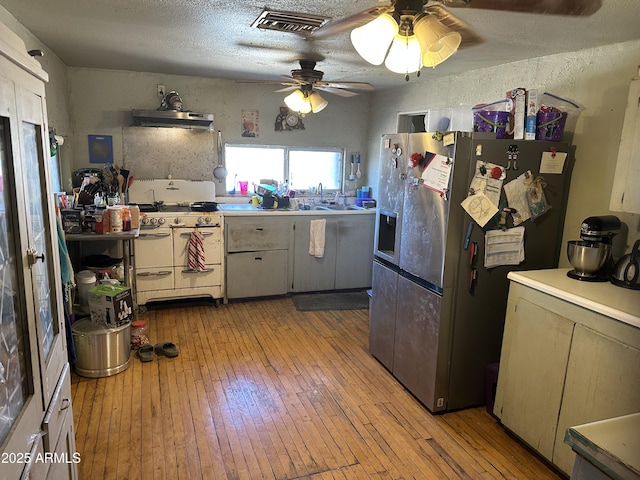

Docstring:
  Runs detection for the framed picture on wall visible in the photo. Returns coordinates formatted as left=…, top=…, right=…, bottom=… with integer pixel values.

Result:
left=242, top=109, right=259, bottom=137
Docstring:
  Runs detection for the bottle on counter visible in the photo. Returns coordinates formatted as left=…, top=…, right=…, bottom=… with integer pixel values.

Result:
left=122, top=207, right=131, bottom=231
left=94, top=206, right=105, bottom=234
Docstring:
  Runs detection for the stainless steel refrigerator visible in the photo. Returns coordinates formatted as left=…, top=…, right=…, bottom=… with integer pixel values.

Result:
left=370, top=132, right=574, bottom=412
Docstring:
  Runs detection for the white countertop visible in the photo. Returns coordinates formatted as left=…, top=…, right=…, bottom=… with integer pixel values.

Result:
left=507, top=268, right=640, bottom=329
left=565, top=413, right=640, bottom=480
left=218, top=204, right=375, bottom=216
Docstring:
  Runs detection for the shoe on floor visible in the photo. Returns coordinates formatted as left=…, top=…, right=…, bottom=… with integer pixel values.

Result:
left=154, top=342, right=179, bottom=358
left=138, top=344, right=155, bottom=362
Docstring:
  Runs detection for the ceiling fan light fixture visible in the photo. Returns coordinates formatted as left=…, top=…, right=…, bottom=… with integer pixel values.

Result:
left=284, top=89, right=311, bottom=114
left=350, top=13, right=398, bottom=65
left=308, top=91, right=328, bottom=113
left=384, top=33, right=422, bottom=75
left=414, top=15, right=462, bottom=67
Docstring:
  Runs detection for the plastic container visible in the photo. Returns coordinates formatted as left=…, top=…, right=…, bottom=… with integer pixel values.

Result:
left=76, top=270, right=97, bottom=308
left=472, top=99, right=513, bottom=138
left=536, top=92, right=583, bottom=141
left=130, top=320, right=150, bottom=350
left=424, top=108, right=452, bottom=132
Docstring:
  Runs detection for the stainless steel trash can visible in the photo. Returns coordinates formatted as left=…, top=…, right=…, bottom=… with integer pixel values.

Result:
left=72, top=319, right=131, bottom=378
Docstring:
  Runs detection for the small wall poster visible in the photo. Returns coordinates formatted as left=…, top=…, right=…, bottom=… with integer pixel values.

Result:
left=242, top=109, right=259, bottom=137
left=88, top=134, right=113, bottom=164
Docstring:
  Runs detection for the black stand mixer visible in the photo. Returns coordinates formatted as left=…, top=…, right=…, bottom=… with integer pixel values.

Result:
left=567, top=215, right=621, bottom=281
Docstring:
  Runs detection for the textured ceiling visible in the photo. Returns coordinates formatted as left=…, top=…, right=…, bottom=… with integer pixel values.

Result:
left=1, top=0, right=639, bottom=90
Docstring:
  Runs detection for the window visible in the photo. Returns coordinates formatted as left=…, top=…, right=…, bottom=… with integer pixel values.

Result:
left=225, top=145, right=343, bottom=194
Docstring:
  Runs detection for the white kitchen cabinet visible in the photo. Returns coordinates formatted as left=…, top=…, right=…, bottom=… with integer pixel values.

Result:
left=0, top=21, right=77, bottom=480
left=494, top=295, right=574, bottom=461
left=292, top=213, right=375, bottom=292
left=494, top=278, right=640, bottom=476
left=335, top=216, right=374, bottom=290
left=292, top=216, right=338, bottom=292
left=225, top=217, right=292, bottom=299
left=610, top=76, right=640, bottom=213
left=553, top=325, right=640, bottom=474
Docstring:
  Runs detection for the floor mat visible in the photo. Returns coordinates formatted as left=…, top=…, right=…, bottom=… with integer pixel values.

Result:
left=292, top=292, right=369, bottom=312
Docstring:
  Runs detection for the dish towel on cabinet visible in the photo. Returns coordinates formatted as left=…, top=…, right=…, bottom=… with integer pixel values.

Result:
left=309, top=219, right=326, bottom=258
left=188, top=230, right=206, bottom=271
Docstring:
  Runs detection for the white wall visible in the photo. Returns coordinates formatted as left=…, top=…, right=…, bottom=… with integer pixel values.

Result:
left=67, top=68, right=371, bottom=188
left=365, top=40, right=640, bottom=262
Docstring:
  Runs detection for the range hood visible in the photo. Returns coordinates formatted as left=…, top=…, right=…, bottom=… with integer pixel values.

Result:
left=132, top=109, right=214, bottom=130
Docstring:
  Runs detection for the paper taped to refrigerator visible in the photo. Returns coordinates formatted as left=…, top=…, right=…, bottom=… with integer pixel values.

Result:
left=461, top=192, right=499, bottom=227
left=484, top=226, right=525, bottom=268
left=469, top=161, right=506, bottom=206
left=539, top=151, right=567, bottom=174
left=420, top=152, right=452, bottom=195
left=503, top=171, right=533, bottom=225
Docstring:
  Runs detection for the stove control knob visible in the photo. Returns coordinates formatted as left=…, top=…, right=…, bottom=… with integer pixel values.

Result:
left=197, top=217, right=204, bottom=224
left=141, top=218, right=150, bottom=225
left=149, top=218, right=158, bottom=225
left=157, top=218, right=166, bottom=225
left=204, top=216, right=212, bottom=223
left=174, top=217, right=181, bottom=225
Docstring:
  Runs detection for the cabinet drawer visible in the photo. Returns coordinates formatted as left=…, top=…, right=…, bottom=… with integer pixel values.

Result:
left=227, top=250, right=288, bottom=298
left=135, top=230, right=173, bottom=268
left=173, top=228, right=221, bottom=265
left=174, top=265, right=222, bottom=288
left=42, top=363, right=72, bottom=452
left=226, top=220, right=290, bottom=252
left=135, top=267, right=174, bottom=292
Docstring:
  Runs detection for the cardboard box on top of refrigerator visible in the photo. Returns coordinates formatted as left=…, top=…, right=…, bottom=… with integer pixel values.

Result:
left=525, top=89, right=539, bottom=140
left=88, top=284, right=133, bottom=327
left=506, top=88, right=526, bottom=140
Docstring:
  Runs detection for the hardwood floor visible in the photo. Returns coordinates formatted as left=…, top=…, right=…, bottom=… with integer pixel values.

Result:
left=71, top=296, right=563, bottom=480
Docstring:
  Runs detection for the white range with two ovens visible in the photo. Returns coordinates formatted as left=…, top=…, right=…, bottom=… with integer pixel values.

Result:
left=128, top=179, right=224, bottom=306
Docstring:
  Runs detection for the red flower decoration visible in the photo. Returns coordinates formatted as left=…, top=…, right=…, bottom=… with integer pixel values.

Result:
left=410, top=152, right=424, bottom=168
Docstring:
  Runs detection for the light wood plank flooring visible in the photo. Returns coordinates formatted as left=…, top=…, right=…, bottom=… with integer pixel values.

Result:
left=71, top=296, right=562, bottom=480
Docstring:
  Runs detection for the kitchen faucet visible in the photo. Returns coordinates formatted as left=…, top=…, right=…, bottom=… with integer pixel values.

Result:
left=318, top=182, right=323, bottom=203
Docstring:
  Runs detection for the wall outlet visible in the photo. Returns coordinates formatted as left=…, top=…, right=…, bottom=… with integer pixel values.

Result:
left=157, top=84, right=165, bottom=97
left=436, top=397, right=445, bottom=408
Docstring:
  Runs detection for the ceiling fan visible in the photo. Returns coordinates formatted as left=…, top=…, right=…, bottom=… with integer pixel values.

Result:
left=238, top=59, right=375, bottom=98
left=311, top=0, right=603, bottom=42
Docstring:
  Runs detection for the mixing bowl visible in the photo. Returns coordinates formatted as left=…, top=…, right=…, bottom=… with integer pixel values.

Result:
left=567, top=240, right=611, bottom=277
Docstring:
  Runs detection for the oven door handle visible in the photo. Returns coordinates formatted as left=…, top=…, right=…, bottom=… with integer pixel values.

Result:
left=170, top=223, right=187, bottom=228
left=139, top=232, right=171, bottom=238
left=178, top=231, right=215, bottom=238
left=181, top=268, right=214, bottom=274
left=136, top=270, right=172, bottom=277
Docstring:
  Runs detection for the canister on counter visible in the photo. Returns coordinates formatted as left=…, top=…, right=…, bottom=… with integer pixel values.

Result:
left=109, top=206, right=123, bottom=232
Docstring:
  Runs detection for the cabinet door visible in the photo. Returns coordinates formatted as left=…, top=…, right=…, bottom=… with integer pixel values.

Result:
left=17, top=81, right=67, bottom=405
left=292, top=217, right=337, bottom=292
left=493, top=297, right=574, bottom=462
left=0, top=49, right=69, bottom=478
left=226, top=250, right=288, bottom=298
left=335, top=215, right=374, bottom=290
left=553, top=325, right=640, bottom=475
left=610, top=77, right=640, bottom=213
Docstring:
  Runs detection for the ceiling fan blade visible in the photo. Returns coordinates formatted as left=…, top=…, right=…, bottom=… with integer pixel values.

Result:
left=440, top=0, right=602, bottom=16
left=274, top=85, right=299, bottom=93
left=235, top=79, right=299, bottom=86
left=311, top=5, right=392, bottom=39
left=315, top=86, right=359, bottom=97
left=318, top=81, right=375, bottom=91
left=425, top=6, right=484, bottom=49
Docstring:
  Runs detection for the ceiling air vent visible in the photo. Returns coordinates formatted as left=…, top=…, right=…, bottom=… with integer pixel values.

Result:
left=251, top=9, right=329, bottom=36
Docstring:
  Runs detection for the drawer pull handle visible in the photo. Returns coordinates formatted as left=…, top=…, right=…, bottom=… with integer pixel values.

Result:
left=255, top=228, right=263, bottom=231
left=139, top=232, right=171, bottom=238
left=182, top=268, right=213, bottom=274
left=60, top=398, right=70, bottom=411
left=179, top=232, right=215, bottom=238
left=254, top=257, right=263, bottom=261
left=137, top=270, right=172, bottom=277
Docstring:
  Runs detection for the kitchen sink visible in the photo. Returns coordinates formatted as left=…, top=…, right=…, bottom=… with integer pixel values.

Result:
left=312, top=204, right=366, bottom=211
